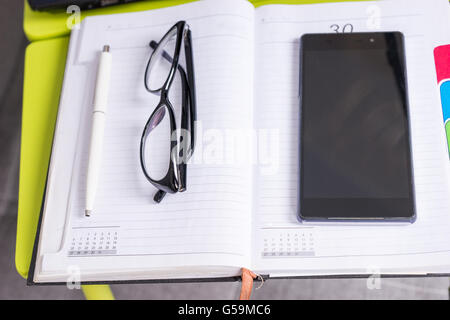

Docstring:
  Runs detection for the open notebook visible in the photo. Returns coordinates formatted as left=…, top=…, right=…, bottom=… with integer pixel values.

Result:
left=29, top=0, right=450, bottom=284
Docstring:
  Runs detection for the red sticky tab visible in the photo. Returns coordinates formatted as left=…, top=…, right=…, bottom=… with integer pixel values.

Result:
left=434, top=44, right=450, bottom=83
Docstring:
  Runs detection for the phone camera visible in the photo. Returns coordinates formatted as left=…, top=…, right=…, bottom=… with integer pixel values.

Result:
left=369, top=38, right=375, bottom=43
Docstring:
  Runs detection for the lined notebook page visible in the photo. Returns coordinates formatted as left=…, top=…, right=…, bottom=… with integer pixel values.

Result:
left=40, top=0, right=255, bottom=275
left=252, top=0, right=450, bottom=274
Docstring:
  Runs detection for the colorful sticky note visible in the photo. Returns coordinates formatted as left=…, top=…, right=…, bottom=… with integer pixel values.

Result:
left=434, top=45, right=450, bottom=156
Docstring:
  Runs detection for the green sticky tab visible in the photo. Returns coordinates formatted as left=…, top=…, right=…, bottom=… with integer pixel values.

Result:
left=446, top=121, right=450, bottom=156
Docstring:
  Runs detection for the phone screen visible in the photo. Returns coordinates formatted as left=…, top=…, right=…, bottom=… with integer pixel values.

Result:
left=299, top=32, right=415, bottom=221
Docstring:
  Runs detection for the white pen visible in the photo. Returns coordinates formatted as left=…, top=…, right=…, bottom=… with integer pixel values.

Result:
left=85, top=45, right=112, bottom=217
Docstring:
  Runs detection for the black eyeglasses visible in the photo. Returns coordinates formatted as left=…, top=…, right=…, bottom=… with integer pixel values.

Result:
left=140, top=21, right=196, bottom=203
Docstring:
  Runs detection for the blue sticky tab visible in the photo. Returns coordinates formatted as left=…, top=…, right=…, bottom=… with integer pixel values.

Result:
left=441, top=81, right=450, bottom=123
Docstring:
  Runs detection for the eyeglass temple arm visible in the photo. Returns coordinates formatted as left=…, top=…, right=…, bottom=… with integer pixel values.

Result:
left=154, top=190, right=166, bottom=203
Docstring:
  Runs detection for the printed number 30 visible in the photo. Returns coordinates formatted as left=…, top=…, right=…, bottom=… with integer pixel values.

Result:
left=330, top=23, right=354, bottom=33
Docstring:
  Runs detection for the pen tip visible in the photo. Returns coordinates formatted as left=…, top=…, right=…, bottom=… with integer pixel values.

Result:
left=103, top=45, right=110, bottom=53
left=85, top=210, right=91, bottom=217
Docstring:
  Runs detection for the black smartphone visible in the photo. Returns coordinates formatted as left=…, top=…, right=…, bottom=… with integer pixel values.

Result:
left=298, top=32, right=416, bottom=222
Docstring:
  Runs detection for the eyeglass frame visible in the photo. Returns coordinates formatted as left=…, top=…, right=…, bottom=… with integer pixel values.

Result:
left=140, top=21, right=197, bottom=203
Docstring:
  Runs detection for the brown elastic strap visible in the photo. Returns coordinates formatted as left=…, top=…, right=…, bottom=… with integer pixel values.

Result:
left=239, top=268, right=257, bottom=300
